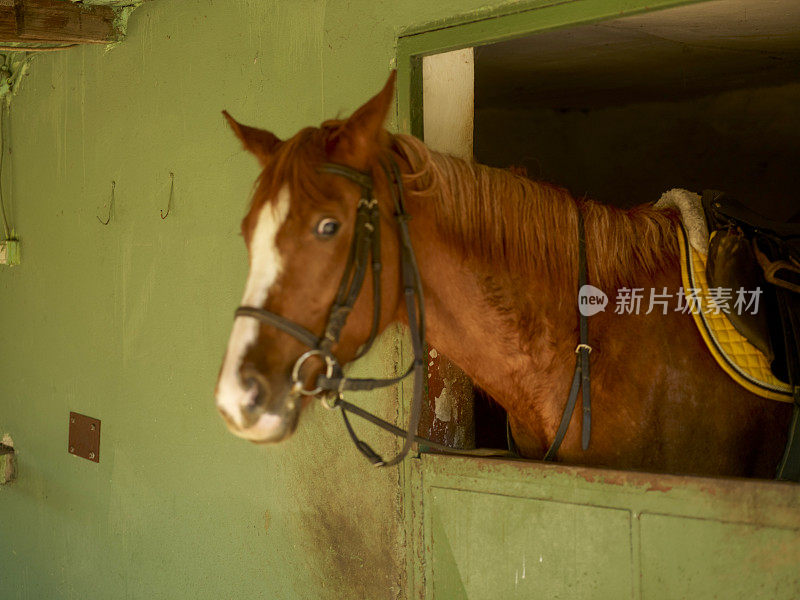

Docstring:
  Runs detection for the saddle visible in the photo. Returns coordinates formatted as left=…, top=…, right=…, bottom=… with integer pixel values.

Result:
left=703, top=191, right=800, bottom=383
left=702, top=190, right=800, bottom=480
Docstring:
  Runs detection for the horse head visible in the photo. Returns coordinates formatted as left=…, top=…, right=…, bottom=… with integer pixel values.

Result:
left=215, top=72, right=405, bottom=444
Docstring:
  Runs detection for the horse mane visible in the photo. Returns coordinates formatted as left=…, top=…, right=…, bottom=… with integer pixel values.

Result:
left=390, top=134, right=680, bottom=290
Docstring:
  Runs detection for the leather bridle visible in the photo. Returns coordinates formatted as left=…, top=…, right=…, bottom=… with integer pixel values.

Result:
left=235, top=156, right=430, bottom=467
left=234, top=155, right=593, bottom=466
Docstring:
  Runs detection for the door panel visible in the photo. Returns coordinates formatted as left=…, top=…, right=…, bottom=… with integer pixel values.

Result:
left=639, top=514, right=800, bottom=599
left=412, top=454, right=800, bottom=599
left=430, top=487, right=633, bottom=599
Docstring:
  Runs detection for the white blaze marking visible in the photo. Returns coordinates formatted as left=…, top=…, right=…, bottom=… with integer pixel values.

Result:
left=216, top=186, right=290, bottom=431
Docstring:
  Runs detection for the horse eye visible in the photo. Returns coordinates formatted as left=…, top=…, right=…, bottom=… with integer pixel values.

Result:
left=315, top=218, right=340, bottom=238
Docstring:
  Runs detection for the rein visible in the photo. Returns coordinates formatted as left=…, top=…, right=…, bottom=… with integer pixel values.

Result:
left=235, top=157, right=593, bottom=466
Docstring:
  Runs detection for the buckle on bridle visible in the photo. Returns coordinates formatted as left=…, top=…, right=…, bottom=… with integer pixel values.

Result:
left=319, top=373, right=350, bottom=410
left=290, top=349, right=338, bottom=397
left=320, top=391, right=341, bottom=410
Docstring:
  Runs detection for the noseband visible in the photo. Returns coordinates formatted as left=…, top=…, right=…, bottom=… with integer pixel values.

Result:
left=235, top=157, right=429, bottom=467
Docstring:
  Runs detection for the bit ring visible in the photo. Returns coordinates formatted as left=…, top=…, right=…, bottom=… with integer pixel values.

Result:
left=290, top=349, right=337, bottom=396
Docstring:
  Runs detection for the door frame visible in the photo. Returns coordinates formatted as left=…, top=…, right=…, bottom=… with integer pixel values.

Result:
left=395, top=0, right=706, bottom=140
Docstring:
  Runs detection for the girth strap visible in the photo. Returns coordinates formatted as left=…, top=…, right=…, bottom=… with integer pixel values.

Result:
left=543, top=208, right=592, bottom=460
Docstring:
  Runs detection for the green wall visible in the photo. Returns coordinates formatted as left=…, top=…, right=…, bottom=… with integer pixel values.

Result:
left=0, top=0, right=532, bottom=598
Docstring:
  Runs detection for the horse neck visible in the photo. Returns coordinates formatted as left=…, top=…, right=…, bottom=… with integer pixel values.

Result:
left=390, top=142, right=680, bottom=395
left=394, top=149, right=581, bottom=391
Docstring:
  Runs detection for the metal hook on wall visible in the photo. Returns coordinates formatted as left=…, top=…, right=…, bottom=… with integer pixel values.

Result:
left=97, top=181, right=115, bottom=225
left=160, top=172, right=174, bottom=220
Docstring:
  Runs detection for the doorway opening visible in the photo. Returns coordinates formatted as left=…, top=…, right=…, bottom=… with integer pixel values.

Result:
left=415, top=0, right=800, bottom=453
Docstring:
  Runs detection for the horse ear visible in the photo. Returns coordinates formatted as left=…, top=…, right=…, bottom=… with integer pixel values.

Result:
left=328, top=71, right=396, bottom=167
left=222, top=111, right=282, bottom=167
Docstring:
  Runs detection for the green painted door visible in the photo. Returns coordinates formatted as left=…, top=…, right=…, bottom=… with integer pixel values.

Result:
left=408, top=455, right=800, bottom=599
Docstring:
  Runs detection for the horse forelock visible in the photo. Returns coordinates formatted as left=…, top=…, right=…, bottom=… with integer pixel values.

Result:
left=390, top=134, right=680, bottom=291
left=246, top=122, right=349, bottom=210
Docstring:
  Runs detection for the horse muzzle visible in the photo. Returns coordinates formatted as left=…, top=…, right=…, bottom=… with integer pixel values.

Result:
left=216, top=368, right=301, bottom=443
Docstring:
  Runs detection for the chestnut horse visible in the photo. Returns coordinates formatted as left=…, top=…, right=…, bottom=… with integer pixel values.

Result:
left=215, top=72, right=790, bottom=478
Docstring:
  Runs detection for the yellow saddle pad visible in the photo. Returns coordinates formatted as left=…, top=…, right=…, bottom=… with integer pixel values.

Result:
left=677, top=225, right=793, bottom=402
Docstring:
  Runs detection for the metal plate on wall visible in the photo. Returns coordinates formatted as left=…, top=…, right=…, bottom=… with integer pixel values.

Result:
left=68, top=412, right=100, bottom=462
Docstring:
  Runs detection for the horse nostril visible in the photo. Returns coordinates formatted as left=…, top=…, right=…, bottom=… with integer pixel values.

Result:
left=239, top=367, right=273, bottom=427
left=249, top=380, right=269, bottom=408
left=239, top=391, right=264, bottom=430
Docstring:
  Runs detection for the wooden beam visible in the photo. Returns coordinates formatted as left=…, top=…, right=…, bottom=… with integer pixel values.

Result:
left=0, top=0, right=119, bottom=46
left=0, top=2, right=17, bottom=41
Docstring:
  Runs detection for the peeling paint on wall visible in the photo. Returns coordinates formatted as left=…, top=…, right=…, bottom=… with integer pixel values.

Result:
left=434, top=379, right=453, bottom=422
left=109, top=4, right=142, bottom=48
left=0, top=54, right=33, bottom=101
left=0, top=434, right=15, bottom=484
